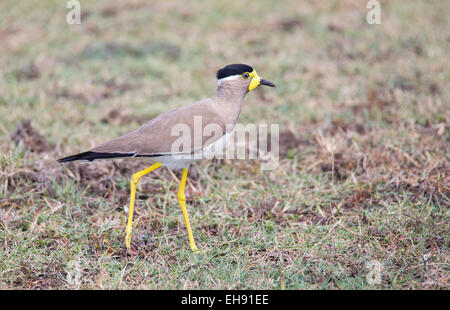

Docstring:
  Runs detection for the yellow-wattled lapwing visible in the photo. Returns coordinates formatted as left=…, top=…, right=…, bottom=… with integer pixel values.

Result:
left=58, top=64, right=275, bottom=252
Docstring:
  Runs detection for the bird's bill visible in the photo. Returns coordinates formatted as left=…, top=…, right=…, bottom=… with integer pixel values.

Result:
left=260, top=79, right=276, bottom=87
left=248, top=70, right=276, bottom=91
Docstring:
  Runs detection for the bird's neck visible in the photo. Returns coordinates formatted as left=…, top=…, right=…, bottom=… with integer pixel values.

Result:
left=212, top=84, right=248, bottom=126
left=215, top=84, right=248, bottom=102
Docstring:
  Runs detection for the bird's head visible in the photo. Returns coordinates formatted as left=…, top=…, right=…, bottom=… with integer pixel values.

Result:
left=216, top=64, right=275, bottom=94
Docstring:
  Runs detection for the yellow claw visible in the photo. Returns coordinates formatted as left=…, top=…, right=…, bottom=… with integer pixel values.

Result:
left=125, top=227, right=132, bottom=249
left=191, top=245, right=202, bottom=254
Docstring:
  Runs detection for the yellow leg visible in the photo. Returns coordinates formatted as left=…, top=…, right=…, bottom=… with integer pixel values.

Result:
left=125, top=162, right=162, bottom=249
left=178, top=168, right=200, bottom=252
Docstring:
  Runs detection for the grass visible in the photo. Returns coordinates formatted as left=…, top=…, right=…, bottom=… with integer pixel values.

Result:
left=0, top=0, right=449, bottom=289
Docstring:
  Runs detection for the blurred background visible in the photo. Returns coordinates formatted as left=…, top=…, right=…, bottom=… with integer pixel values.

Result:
left=0, top=0, right=448, bottom=289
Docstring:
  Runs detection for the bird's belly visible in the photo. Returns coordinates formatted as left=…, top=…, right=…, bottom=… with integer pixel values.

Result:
left=151, top=155, right=194, bottom=169
left=150, top=132, right=232, bottom=169
left=201, top=131, right=231, bottom=158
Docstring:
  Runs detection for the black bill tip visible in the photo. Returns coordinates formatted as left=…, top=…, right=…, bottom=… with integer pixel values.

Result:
left=260, top=79, right=276, bottom=87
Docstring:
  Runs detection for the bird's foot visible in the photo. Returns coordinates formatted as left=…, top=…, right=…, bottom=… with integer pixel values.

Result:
left=190, top=244, right=202, bottom=254
left=125, top=228, right=132, bottom=250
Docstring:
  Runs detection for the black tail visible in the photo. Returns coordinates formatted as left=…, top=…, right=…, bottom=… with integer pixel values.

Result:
left=57, top=151, right=135, bottom=163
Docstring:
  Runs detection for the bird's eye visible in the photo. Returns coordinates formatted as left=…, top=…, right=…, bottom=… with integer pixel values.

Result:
left=241, top=72, right=250, bottom=79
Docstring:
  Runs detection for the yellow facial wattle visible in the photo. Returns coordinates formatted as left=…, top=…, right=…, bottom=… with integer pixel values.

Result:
left=248, top=69, right=261, bottom=91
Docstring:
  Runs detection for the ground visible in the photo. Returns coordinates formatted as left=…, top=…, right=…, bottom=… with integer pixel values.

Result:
left=0, top=0, right=448, bottom=289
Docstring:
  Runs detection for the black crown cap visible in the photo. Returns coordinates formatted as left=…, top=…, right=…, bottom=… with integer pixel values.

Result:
left=216, top=64, right=253, bottom=79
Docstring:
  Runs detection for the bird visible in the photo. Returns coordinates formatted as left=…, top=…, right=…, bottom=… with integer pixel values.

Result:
left=58, top=64, right=276, bottom=252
